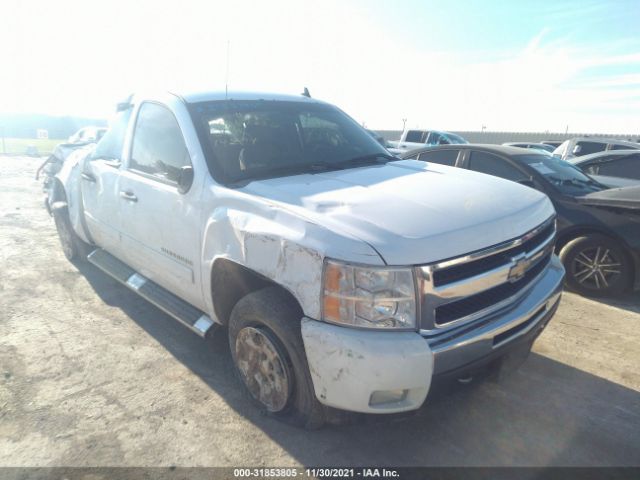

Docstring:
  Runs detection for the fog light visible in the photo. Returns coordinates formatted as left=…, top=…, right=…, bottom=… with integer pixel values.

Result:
left=369, top=389, right=408, bottom=407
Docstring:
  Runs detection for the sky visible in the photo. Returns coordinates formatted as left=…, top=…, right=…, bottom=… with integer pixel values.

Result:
left=1, top=0, right=639, bottom=133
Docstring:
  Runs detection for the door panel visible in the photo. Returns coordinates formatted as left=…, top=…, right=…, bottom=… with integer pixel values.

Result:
left=117, top=101, right=204, bottom=309
left=81, top=159, right=122, bottom=251
left=117, top=170, right=203, bottom=308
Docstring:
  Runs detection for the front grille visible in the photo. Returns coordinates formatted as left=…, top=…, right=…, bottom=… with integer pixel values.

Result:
left=434, top=253, right=551, bottom=325
left=432, top=221, right=554, bottom=287
left=418, top=217, right=556, bottom=332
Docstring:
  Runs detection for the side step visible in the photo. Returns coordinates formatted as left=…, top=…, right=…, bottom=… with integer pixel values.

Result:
left=87, top=249, right=218, bottom=337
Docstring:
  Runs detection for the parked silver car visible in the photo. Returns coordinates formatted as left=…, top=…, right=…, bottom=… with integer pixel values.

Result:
left=553, top=137, right=640, bottom=161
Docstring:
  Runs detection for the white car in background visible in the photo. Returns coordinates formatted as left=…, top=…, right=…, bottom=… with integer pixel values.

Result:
left=552, top=137, right=640, bottom=161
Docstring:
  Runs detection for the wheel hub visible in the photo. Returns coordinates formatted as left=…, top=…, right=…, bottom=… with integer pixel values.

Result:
left=235, top=327, right=291, bottom=412
left=572, top=246, right=622, bottom=290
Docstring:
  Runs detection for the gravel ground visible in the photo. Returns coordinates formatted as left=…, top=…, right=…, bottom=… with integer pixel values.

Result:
left=1, top=156, right=639, bottom=467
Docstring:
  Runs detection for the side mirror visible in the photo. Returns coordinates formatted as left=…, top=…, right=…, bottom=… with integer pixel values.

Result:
left=572, top=145, right=582, bottom=155
left=177, top=166, right=194, bottom=194
left=518, top=178, right=536, bottom=189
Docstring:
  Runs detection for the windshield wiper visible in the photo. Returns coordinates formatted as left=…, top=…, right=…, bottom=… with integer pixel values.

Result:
left=337, top=153, right=397, bottom=167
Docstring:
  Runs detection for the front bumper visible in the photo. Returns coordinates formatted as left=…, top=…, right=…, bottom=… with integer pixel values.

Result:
left=301, top=255, right=564, bottom=414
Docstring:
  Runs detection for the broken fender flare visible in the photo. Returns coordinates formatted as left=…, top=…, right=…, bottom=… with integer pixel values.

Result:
left=301, top=318, right=433, bottom=414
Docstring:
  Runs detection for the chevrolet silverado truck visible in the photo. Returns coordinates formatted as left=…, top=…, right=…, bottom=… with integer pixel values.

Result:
left=49, top=91, right=564, bottom=428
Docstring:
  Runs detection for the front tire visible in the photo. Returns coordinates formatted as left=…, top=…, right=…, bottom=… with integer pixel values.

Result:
left=559, top=234, right=633, bottom=297
left=228, top=287, right=325, bottom=429
left=53, top=208, right=89, bottom=262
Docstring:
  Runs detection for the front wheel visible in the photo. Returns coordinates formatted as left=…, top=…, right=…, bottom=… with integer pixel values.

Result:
left=228, top=287, right=325, bottom=429
left=559, top=234, right=633, bottom=297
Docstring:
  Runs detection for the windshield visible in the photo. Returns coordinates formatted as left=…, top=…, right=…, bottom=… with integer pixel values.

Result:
left=189, top=100, right=392, bottom=184
left=518, top=154, right=605, bottom=195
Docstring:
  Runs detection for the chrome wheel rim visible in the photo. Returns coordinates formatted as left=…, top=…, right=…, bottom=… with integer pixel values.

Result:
left=235, top=327, right=291, bottom=412
left=572, top=246, right=622, bottom=290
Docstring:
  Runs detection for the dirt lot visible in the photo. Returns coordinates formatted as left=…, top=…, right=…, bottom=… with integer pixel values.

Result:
left=1, top=155, right=639, bottom=467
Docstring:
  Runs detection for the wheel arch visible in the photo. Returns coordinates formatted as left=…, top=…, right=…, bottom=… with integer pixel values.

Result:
left=210, top=258, right=303, bottom=326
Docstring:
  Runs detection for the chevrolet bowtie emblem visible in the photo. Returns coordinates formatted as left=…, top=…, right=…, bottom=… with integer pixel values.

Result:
left=508, top=254, right=530, bottom=283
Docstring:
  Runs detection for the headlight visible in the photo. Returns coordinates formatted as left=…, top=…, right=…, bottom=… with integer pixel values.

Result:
left=322, top=260, right=417, bottom=330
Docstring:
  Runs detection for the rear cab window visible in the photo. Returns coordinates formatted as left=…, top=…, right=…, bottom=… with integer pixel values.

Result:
left=575, top=141, right=607, bottom=156
left=405, top=130, right=427, bottom=143
left=129, top=102, right=192, bottom=184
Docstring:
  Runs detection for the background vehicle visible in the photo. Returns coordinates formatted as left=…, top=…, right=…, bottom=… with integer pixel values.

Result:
left=47, top=91, right=564, bottom=428
left=503, top=142, right=555, bottom=153
left=552, top=137, right=640, bottom=161
left=542, top=140, right=563, bottom=149
left=567, top=150, right=640, bottom=188
left=401, top=144, right=640, bottom=297
left=386, top=129, right=468, bottom=154
left=67, top=126, right=108, bottom=144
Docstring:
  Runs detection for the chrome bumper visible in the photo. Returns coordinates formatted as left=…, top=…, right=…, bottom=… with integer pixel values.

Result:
left=423, top=254, right=565, bottom=375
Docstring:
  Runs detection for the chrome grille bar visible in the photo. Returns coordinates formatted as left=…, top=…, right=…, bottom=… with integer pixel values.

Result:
left=417, top=216, right=556, bottom=334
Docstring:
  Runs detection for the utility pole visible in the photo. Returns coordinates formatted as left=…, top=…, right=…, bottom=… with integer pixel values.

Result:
left=481, top=125, right=486, bottom=133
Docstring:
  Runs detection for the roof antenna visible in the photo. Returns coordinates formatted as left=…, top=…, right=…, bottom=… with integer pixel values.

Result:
left=302, top=87, right=311, bottom=98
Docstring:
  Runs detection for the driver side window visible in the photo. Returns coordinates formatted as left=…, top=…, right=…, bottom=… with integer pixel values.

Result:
left=130, top=103, right=192, bottom=184
left=468, top=151, right=528, bottom=182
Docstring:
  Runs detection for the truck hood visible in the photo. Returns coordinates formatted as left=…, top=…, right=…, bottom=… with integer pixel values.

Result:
left=240, top=160, right=555, bottom=265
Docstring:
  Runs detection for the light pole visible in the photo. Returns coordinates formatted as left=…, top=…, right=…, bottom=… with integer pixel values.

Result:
left=402, top=118, right=407, bottom=132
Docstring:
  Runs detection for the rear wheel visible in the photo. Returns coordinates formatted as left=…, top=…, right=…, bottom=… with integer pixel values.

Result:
left=228, top=287, right=325, bottom=429
left=559, top=234, right=632, bottom=297
left=53, top=208, right=89, bottom=262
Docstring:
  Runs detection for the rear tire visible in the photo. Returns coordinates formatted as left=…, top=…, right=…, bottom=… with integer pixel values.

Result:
left=228, top=287, right=325, bottom=429
left=53, top=208, right=89, bottom=262
left=559, top=234, right=633, bottom=297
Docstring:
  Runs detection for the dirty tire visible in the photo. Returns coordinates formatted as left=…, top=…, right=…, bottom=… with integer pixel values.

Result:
left=53, top=208, right=89, bottom=262
left=559, top=234, right=632, bottom=297
left=228, top=287, right=325, bottom=429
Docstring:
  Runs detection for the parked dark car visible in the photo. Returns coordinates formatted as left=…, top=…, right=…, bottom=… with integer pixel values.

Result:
left=567, top=150, right=640, bottom=188
left=401, top=144, right=640, bottom=297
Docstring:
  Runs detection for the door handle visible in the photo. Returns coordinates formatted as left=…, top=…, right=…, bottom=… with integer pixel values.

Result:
left=119, top=190, right=138, bottom=202
left=81, top=172, right=96, bottom=183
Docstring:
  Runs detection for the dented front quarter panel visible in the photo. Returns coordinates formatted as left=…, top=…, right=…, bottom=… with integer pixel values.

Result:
left=200, top=181, right=383, bottom=320
left=54, top=146, right=93, bottom=243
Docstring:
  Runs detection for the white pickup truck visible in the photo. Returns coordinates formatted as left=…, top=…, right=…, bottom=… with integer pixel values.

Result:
left=50, top=91, right=564, bottom=428
left=386, top=129, right=469, bottom=155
